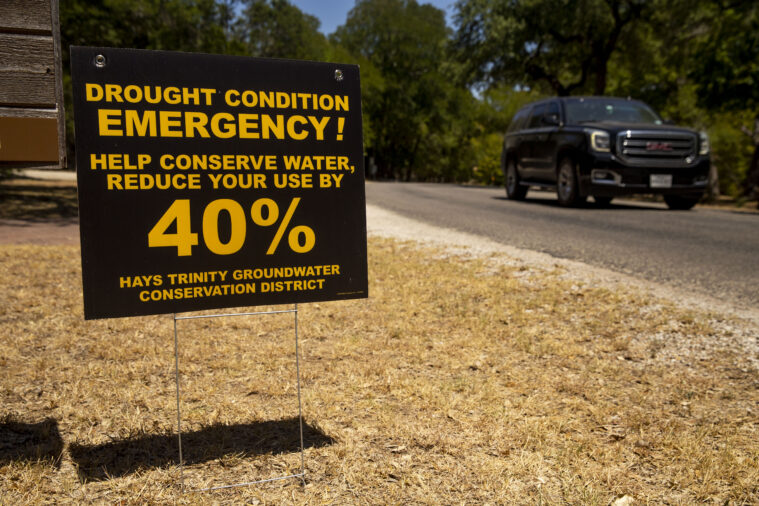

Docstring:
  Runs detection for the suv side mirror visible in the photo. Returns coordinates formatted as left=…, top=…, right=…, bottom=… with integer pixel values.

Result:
left=542, top=114, right=560, bottom=126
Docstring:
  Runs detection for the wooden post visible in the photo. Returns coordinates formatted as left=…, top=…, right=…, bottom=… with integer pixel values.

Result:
left=0, top=0, right=66, bottom=169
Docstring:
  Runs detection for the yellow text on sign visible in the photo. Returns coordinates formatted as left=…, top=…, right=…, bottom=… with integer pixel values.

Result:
left=148, top=198, right=315, bottom=256
left=97, top=109, right=334, bottom=141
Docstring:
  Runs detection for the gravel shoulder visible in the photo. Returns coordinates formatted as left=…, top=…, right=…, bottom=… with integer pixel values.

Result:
left=366, top=203, right=759, bottom=336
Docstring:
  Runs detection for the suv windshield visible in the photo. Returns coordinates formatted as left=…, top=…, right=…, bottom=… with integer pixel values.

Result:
left=564, top=98, right=662, bottom=125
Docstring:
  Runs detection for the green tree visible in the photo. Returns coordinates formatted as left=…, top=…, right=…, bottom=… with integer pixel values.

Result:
left=602, top=0, right=691, bottom=113
left=333, top=0, right=472, bottom=180
left=60, top=0, right=244, bottom=56
left=688, top=0, right=759, bottom=203
left=236, top=0, right=329, bottom=60
left=453, top=0, right=647, bottom=95
left=464, top=85, right=544, bottom=184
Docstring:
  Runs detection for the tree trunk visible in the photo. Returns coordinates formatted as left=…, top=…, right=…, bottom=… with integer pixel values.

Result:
left=743, top=116, right=759, bottom=209
left=745, top=143, right=759, bottom=209
left=705, top=162, right=720, bottom=202
left=594, top=67, right=607, bottom=96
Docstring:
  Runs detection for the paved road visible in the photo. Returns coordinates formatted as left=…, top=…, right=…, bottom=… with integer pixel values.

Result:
left=366, top=182, right=759, bottom=308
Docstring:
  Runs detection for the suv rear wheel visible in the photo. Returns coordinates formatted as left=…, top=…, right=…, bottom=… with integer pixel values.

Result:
left=664, top=194, right=699, bottom=210
left=557, top=158, right=585, bottom=207
left=505, top=158, right=528, bottom=200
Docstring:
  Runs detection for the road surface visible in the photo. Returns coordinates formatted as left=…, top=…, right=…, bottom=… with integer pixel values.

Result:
left=366, top=182, right=758, bottom=308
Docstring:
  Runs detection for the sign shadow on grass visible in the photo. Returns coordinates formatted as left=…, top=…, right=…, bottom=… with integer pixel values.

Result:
left=68, top=417, right=334, bottom=482
left=0, top=418, right=64, bottom=466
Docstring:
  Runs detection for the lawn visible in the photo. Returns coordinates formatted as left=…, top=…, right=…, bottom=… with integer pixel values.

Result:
left=1, top=235, right=757, bottom=504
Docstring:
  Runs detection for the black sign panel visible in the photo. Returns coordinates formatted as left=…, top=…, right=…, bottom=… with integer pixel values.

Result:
left=71, top=47, right=367, bottom=319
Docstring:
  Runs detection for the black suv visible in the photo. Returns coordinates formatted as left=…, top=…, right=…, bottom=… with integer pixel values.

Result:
left=501, top=97, right=710, bottom=209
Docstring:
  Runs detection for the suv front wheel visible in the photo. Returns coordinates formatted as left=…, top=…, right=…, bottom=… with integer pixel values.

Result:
left=557, top=158, right=585, bottom=207
left=505, top=158, right=528, bottom=200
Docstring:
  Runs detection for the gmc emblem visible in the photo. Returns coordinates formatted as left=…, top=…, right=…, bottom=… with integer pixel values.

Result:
left=646, top=141, right=673, bottom=151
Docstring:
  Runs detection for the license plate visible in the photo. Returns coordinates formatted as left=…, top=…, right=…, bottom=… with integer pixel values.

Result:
left=650, top=174, right=672, bottom=189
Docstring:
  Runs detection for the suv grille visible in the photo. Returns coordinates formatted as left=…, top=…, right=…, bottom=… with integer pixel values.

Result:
left=616, top=130, right=697, bottom=168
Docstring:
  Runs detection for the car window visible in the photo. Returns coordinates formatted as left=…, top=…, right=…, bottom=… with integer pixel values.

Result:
left=564, top=98, right=662, bottom=124
left=508, top=106, right=531, bottom=133
left=546, top=101, right=560, bottom=121
left=527, top=103, right=547, bottom=129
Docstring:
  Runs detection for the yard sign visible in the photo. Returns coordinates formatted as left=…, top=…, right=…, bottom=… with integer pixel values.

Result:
left=71, top=47, right=367, bottom=319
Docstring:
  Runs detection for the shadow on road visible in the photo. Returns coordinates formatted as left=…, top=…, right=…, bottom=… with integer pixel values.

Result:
left=0, top=180, right=79, bottom=222
left=68, top=417, right=334, bottom=482
left=491, top=195, right=664, bottom=211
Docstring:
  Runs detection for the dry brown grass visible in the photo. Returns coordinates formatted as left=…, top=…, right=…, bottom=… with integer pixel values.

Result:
left=1, top=238, right=758, bottom=504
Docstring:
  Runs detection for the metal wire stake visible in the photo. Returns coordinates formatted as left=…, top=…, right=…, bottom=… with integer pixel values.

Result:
left=294, top=303, right=306, bottom=485
left=173, top=313, right=185, bottom=493
left=170, top=306, right=307, bottom=493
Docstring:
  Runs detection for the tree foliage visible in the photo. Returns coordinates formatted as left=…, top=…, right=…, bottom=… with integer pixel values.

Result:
left=688, top=0, right=759, bottom=112
left=237, top=0, right=329, bottom=60
left=453, top=0, right=647, bottom=96
left=686, top=0, right=759, bottom=200
left=60, top=0, right=243, bottom=57
left=332, top=0, right=474, bottom=181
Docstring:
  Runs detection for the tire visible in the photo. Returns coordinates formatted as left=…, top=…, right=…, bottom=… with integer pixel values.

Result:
left=593, top=196, right=613, bottom=207
left=556, top=158, right=585, bottom=207
left=505, top=158, right=528, bottom=200
left=664, top=195, right=699, bottom=210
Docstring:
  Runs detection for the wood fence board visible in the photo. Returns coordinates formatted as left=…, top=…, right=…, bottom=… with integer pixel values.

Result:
left=0, top=34, right=55, bottom=73
left=0, top=0, right=52, bottom=34
left=0, top=73, right=57, bottom=107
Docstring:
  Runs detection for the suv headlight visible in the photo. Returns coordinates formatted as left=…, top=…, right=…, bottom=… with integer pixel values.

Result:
left=587, top=129, right=610, bottom=152
left=699, top=131, right=710, bottom=155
